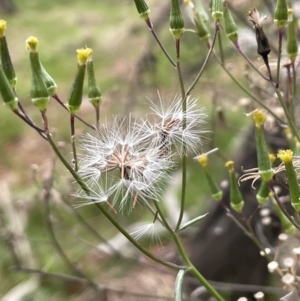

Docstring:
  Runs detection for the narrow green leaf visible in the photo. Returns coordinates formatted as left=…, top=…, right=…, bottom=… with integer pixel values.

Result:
left=179, top=213, right=209, bottom=231
left=175, top=269, right=186, bottom=301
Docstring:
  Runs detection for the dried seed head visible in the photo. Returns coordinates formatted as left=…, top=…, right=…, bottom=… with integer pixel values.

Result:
left=248, top=8, right=271, bottom=58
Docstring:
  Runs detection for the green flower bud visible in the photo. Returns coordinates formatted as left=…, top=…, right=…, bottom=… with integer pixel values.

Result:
left=211, top=0, right=223, bottom=21
left=66, top=48, right=92, bottom=114
left=0, top=21, right=16, bottom=88
left=195, top=151, right=222, bottom=200
left=274, top=0, right=288, bottom=29
left=223, top=1, right=238, bottom=42
left=277, top=149, right=300, bottom=212
left=0, top=62, right=18, bottom=110
left=29, top=52, right=50, bottom=111
left=204, top=169, right=223, bottom=201
left=26, top=37, right=50, bottom=111
left=256, top=181, right=270, bottom=205
left=286, top=10, right=298, bottom=61
left=252, top=111, right=274, bottom=181
left=133, top=0, right=150, bottom=20
left=225, top=161, right=244, bottom=212
left=169, top=0, right=185, bottom=39
left=87, top=59, right=102, bottom=108
left=272, top=195, right=296, bottom=234
left=39, top=63, right=57, bottom=96
left=195, top=0, right=209, bottom=23
left=191, top=1, right=211, bottom=41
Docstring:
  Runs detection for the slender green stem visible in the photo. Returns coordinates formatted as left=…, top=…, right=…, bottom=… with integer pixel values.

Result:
left=153, top=201, right=225, bottom=301
left=13, top=109, right=47, bottom=138
left=291, top=61, right=297, bottom=123
left=41, top=110, right=49, bottom=132
left=276, top=29, right=283, bottom=86
left=217, top=26, right=224, bottom=65
left=273, top=85, right=300, bottom=142
left=268, top=182, right=300, bottom=231
left=245, top=223, right=273, bottom=262
left=213, top=51, right=284, bottom=124
left=175, top=38, right=187, bottom=232
left=95, top=106, right=100, bottom=130
left=70, top=114, right=78, bottom=172
left=221, top=204, right=273, bottom=261
left=43, top=159, right=100, bottom=295
left=153, top=200, right=172, bottom=232
left=186, top=22, right=219, bottom=96
left=53, top=94, right=95, bottom=130
left=46, top=133, right=184, bottom=271
left=234, top=42, right=272, bottom=82
left=145, top=19, right=176, bottom=67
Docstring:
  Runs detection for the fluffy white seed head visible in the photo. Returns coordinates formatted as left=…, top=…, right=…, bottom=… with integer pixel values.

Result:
left=76, top=96, right=206, bottom=211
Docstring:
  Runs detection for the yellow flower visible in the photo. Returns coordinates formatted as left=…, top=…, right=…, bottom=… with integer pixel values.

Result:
left=225, top=160, right=234, bottom=170
left=197, top=154, right=208, bottom=167
left=26, top=36, right=38, bottom=51
left=0, top=20, right=7, bottom=36
left=277, top=149, right=293, bottom=163
left=252, top=110, right=265, bottom=126
left=194, top=148, right=218, bottom=168
left=269, top=153, right=276, bottom=164
left=76, top=48, right=93, bottom=65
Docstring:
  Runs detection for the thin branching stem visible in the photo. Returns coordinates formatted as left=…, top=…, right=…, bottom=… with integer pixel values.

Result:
left=273, top=84, right=300, bottom=142
left=41, top=110, right=49, bottom=132
left=145, top=19, right=176, bottom=67
left=234, top=42, right=272, bottom=82
left=268, top=183, right=300, bottom=231
left=53, top=94, right=95, bottom=130
left=17, top=100, right=32, bottom=122
left=175, top=37, right=187, bottom=232
left=221, top=204, right=273, bottom=261
left=217, top=27, right=224, bottom=65
left=187, top=22, right=219, bottom=96
left=13, top=109, right=47, bottom=140
left=70, top=114, right=78, bottom=171
left=291, top=61, right=297, bottom=122
left=43, top=158, right=100, bottom=295
left=213, top=51, right=285, bottom=124
left=276, top=29, right=283, bottom=87
left=95, top=105, right=100, bottom=130
left=62, top=195, right=121, bottom=257
left=153, top=201, right=225, bottom=301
